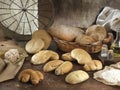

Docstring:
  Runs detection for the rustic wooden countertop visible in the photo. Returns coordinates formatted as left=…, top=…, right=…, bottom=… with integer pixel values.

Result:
left=0, top=41, right=119, bottom=90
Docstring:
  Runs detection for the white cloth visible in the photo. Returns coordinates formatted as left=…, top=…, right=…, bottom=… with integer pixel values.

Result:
left=94, top=62, right=120, bottom=86
left=96, top=6, right=120, bottom=32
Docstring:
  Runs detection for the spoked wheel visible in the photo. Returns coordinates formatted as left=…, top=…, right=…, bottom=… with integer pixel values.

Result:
left=0, top=0, right=54, bottom=36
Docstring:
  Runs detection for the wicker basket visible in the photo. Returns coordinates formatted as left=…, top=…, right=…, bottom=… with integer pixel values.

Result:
left=54, top=37, right=103, bottom=53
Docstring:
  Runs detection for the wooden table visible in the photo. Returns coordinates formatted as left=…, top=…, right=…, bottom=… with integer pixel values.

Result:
left=0, top=41, right=119, bottom=90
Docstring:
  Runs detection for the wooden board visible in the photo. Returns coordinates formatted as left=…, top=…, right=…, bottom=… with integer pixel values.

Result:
left=0, top=54, right=119, bottom=90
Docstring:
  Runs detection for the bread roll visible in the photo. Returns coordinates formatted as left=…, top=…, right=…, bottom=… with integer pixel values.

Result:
left=31, top=50, right=59, bottom=65
left=48, top=25, right=84, bottom=41
left=83, top=60, right=103, bottom=71
left=55, top=61, right=73, bottom=75
left=61, top=53, right=74, bottom=61
left=65, top=70, right=89, bottom=84
left=75, top=35, right=95, bottom=45
left=71, top=48, right=92, bottom=64
left=18, top=69, right=44, bottom=85
left=43, top=60, right=64, bottom=72
left=93, top=60, right=103, bottom=70
left=32, top=30, right=52, bottom=49
left=25, top=38, right=45, bottom=54
left=86, top=25, right=107, bottom=41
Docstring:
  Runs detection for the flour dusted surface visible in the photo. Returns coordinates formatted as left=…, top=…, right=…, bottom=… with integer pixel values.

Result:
left=101, top=69, right=120, bottom=83
left=94, top=62, right=120, bottom=86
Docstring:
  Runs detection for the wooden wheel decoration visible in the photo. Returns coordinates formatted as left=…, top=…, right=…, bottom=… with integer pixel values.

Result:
left=0, top=0, right=54, bottom=35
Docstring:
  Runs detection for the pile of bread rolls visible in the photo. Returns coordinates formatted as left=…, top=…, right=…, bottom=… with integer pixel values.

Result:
left=24, top=28, right=104, bottom=85
left=48, top=25, right=107, bottom=45
left=61, top=48, right=103, bottom=71
left=26, top=48, right=103, bottom=84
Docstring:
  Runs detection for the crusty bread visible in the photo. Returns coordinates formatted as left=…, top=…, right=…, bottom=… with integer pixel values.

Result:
left=32, top=30, right=52, bottom=49
left=86, top=25, right=107, bottom=41
left=71, top=48, right=92, bottom=64
left=43, top=60, right=64, bottom=72
left=75, top=35, right=95, bottom=45
left=65, top=70, right=89, bottom=84
left=25, top=38, right=45, bottom=54
left=61, top=53, right=74, bottom=61
left=31, top=50, right=59, bottom=65
left=83, top=60, right=103, bottom=71
left=55, top=61, right=73, bottom=75
left=93, top=60, right=103, bottom=70
left=18, top=69, right=44, bottom=85
left=48, top=25, right=84, bottom=41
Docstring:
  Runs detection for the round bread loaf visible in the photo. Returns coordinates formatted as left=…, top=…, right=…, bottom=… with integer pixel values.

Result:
left=32, top=30, right=52, bottom=49
left=86, top=25, right=107, bottom=41
left=48, top=25, right=84, bottom=41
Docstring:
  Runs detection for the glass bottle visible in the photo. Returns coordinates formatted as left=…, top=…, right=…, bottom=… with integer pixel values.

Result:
left=101, top=44, right=108, bottom=58
left=110, top=30, right=120, bottom=58
left=107, top=49, right=114, bottom=60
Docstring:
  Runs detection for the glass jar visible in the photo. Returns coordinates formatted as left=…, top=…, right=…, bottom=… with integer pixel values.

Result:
left=107, top=49, right=114, bottom=60
left=101, top=44, right=108, bottom=58
left=110, top=30, right=120, bottom=57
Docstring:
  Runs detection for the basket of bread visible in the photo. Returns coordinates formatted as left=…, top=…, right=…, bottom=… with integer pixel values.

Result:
left=48, top=25, right=113, bottom=53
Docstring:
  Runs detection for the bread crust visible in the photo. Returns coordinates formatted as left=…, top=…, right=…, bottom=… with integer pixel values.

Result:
left=31, top=50, right=59, bottom=65
left=61, top=53, right=74, bottom=61
left=65, top=70, right=89, bottom=84
left=25, top=38, right=45, bottom=54
left=18, top=69, right=44, bottom=85
left=55, top=61, right=73, bottom=75
left=32, top=30, right=52, bottom=49
left=83, top=60, right=103, bottom=71
left=71, top=48, right=92, bottom=64
left=43, top=60, right=64, bottom=72
left=48, top=25, right=84, bottom=41
left=75, top=35, right=95, bottom=45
